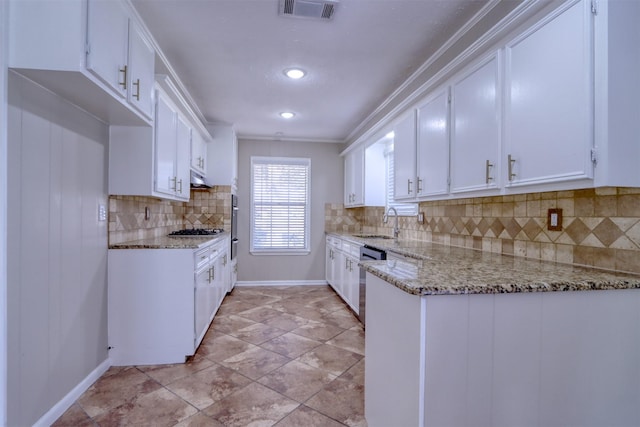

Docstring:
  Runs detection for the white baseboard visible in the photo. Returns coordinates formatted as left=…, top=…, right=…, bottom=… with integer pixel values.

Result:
left=34, top=358, right=111, bottom=427
left=236, top=280, right=329, bottom=287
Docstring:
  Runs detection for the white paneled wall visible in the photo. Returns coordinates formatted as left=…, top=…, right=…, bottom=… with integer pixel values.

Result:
left=7, top=72, right=109, bottom=426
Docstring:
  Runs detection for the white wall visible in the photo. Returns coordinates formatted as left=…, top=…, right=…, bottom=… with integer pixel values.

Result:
left=237, top=139, right=343, bottom=283
left=0, top=1, right=8, bottom=424
left=7, top=72, right=109, bottom=426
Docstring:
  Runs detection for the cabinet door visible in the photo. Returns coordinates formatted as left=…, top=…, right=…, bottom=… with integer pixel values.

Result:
left=504, top=0, right=593, bottom=187
left=346, top=256, right=359, bottom=314
left=155, top=94, right=177, bottom=196
left=344, top=148, right=364, bottom=206
left=191, top=131, right=207, bottom=175
left=416, top=88, right=450, bottom=198
left=450, top=54, right=501, bottom=193
left=127, top=20, right=155, bottom=119
left=325, top=242, right=334, bottom=286
left=175, top=116, right=192, bottom=200
left=194, top=265, right=212, bottom=346
left=86, top=0, right=129, bottom=97
left=393, top=111, right=417, bottom=200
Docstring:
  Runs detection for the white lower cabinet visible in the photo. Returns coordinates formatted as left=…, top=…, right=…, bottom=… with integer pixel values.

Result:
left=108, top=236, right=230, bottom=366
left=325, top=236, right=360, bottom=315
left=365, top=273, right=640, bottom=427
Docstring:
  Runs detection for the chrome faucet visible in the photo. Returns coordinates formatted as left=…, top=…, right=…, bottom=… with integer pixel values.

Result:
left=383, top=207, right=400, bottom=241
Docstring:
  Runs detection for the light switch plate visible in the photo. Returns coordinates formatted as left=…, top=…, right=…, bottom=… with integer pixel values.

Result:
left=547, top=208, right=562, bottom=231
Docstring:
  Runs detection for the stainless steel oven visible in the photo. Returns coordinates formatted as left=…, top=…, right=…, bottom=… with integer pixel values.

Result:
left=231, top=194, right=238, bottom=260
left=359, top=245, right=386, bottom=326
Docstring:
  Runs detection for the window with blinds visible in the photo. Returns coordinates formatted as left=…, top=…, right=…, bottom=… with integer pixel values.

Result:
left=250, top=157, right=311, bottom=254
left=385, top=145, right=418, bottom=216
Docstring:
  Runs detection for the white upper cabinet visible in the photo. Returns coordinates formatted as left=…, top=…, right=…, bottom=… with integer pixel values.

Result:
left=175, top=115, right=192, bottom=200
left=450, top=53, right=501, bottom=194
left=127, top=21, right=156, bottom=119
left=206, top=124, right=238, bottom=191
left=504, top=0, right=594, bottom=187
left=154, top=94, right=178, bottom=197
left=344, top=147, right=364, bottom=206
left=343, top=143, right=385, bottom=208
left=153, top=87, right=191, bottom=200
left=110, top=78, right=211, bottom=201
left=86, top=0, right=129, bottom=98
left=416, top=87, right=450, bottom=198
left=393, top=111, right=417, bottom=200
left=8, top=0, right=154, bottom=125
left=191, top=130, right=208, bottom=176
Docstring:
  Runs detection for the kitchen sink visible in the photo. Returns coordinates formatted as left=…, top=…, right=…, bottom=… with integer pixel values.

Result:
left=352, top=234, right=394, bottom=239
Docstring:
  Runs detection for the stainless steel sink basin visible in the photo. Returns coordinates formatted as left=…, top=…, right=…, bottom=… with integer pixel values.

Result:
left=352, top=234, right=394, bottom=239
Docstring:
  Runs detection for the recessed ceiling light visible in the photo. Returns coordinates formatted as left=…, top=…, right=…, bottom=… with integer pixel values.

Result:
left=280, top=112, right=295, bottom=119
left=284, top=68, right=306, bottom=79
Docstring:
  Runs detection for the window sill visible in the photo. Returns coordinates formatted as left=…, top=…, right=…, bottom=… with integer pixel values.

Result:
left=250, top=250, right=311, bottom=256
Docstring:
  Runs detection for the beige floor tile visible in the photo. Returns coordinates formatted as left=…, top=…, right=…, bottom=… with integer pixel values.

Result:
left=174, top=412, right=225, bottom=427
left=290, top=320, right=345, bottom=342
left=77, top=367, right=161, bottom=418
left=138, top=353, right=215, bottom=385
left=236, top=305, right=283, bottom=322
left=326, top=328, right=365, bottom=355
left=260, top=332, right=323, bottom=359
left=203, top=382, right=299, bottom=426
left=51, top=403, right=93, bottom=427
left=229, top=322, right=287, bottom=345
left=209, top=314, right=256, bottom=334
left=54, top=285, right=365, bottom=427
left=297, top=343, right=363, bottom=377
left=258, top=360, right=336, bottom=402
left=275, top=405, right=346, bottom=427
left=261, top=312, right=311, bottom=331
left=305, top=378, right=366, bottom=427
left=220, top=345, right=291, bottom=380
left=166, top=363, right=252, bottom=409
left=92, top=387, right=197, bottom=427
left=340, top=358, right=365, bottom=386
left=197, top=332, right=254, bottom=362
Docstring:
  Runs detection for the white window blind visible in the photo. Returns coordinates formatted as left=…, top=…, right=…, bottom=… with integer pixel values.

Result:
left=251, top=157, right=310, bottom=254
left=386, top=146, right=418, bottom=216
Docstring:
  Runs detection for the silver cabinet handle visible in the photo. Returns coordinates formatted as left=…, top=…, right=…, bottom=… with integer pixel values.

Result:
left=119, top=65, right=127, bottom=90
left=508, top=154, right=516, bottom=181
left=417, top=177, right=423, bottom=194
left=486, top=160, right=494, bottom=184
left=407, top=179, right=413, bottom=194
left=133, top=78, right=140, bottom=100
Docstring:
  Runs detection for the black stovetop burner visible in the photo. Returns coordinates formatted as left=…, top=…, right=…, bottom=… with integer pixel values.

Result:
left=168, top=228, right=224, bottom=237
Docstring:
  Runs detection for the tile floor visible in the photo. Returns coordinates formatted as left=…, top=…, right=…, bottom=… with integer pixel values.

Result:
left=53, top=285, right=367, bottom=426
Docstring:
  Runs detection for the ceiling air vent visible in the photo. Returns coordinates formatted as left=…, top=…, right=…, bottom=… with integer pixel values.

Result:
left=279, top=0, right=338, bottom=21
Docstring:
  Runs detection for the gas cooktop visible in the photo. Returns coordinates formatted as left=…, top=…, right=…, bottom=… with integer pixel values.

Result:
left=168, top=228, right=224, bottom=237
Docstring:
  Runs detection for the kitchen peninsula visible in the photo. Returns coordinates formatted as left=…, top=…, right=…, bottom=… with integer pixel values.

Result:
left=343, top=234, right=640, bottom=427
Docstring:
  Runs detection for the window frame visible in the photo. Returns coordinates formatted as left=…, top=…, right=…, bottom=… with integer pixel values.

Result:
left=250, top=156, right=311, bottom=255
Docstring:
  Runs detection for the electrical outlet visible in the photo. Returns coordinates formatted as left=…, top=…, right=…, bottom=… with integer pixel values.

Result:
left=98, top=204, right=107, bottom=222
left=417, top=212, right=424, bottom=224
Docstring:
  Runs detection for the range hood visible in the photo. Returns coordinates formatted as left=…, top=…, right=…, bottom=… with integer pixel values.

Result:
left=190, top=170, right=212, bottom=189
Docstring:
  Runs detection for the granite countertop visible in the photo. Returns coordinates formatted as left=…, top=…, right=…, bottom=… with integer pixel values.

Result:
left=109, top=231, right=230, bottom=250
left=327, top=232, right=640, bottom=296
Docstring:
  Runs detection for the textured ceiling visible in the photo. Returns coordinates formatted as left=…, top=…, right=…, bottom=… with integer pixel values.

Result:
left=132, top=0, right=499, bottom=142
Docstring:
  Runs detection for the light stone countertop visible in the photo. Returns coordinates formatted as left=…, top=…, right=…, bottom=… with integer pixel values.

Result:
left=327, top=232, right=640, bottom=296
left=109, top=231, right=230, bottom=250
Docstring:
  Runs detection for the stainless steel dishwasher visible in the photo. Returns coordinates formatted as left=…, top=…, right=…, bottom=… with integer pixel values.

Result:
left=359, top=245, right=386, bottom=326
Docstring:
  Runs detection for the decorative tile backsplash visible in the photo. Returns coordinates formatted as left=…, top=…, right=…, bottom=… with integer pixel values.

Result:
left=326, top=187, right=640, bottom=275
left=109, top=186, right=232, bottom=245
